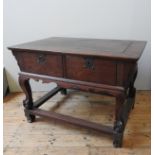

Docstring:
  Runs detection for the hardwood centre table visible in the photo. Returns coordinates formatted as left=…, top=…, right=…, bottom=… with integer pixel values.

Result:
left=8, top=37, right=146, bottom=147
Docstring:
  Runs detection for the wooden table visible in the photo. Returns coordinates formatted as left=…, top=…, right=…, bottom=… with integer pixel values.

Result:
left=8, top=37, right=146, bottom=147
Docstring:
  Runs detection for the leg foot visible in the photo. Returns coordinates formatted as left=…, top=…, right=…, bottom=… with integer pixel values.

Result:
left=24, top=109, right=35, bottom=123
left=113, top=132, right=123, bottom=148
left=113, top=121, right=124, bottom=148
left=61, top=88, right=67, bottom=95
left=27, top=115, right=36, bottom=123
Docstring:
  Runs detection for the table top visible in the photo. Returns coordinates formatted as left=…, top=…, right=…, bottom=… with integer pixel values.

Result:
left=8, top=37, right=146, bottom=61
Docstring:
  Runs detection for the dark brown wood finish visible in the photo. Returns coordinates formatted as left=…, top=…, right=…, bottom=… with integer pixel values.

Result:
left=65, top=55, right=116, bottom=85
left=13, top=51, right=63, bottom=77
left=18, top=75, right=35, bottom=123
left=9, top=37, right=146, bottom=61
left=8, top=37, right=146, bottom=148
left=28, top=108, right=114, bottom=135
left=34, top=86, right=63, bottom=108
left=19, top=72, right=124, bottom=97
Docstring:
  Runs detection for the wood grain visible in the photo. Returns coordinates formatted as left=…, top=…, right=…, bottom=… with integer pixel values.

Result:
left=66, top=55, right=116, bottom=85
left=8, top=38, right=145, bottom=147
left=8, top=37, right=146, bottom=61
left=13, top=51, right=63, bottom=77
left=4, top=90, right=150, bottom=155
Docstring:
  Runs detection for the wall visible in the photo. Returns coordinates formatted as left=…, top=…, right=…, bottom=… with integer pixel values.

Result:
left=4, top=0, right=151, bottom=92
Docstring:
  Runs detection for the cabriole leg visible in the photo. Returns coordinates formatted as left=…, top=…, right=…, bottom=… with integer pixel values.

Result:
left=19, top=75, right=35, bottom=123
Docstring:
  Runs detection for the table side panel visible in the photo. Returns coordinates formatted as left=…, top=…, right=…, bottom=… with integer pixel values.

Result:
left=116, top=62, right=137, bottom=87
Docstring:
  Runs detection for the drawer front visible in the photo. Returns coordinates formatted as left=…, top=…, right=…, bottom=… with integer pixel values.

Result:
left=65, top=55, right=116, bottom=85
left=14, top=51, right=63, bottom=77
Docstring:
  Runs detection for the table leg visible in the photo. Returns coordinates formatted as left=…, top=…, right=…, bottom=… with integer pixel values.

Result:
left=128, top=70, right=137, bottom=109
left=19, top=75, right=35, bottom=123
left=113, top=94, right=125, bottom=147
left=113, top=69, right=137, bottom=147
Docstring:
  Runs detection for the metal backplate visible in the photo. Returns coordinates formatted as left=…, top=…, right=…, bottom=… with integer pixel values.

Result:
left=37, top=54, right=46, bottom=64
left=84, top=57, right=94, bottom=70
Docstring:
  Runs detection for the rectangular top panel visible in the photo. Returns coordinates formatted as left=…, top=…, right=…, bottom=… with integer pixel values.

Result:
left=8, top=37, right=146, bottom=61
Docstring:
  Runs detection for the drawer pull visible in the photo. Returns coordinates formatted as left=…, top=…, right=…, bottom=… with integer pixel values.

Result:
left=84, top=57, right=94, bottom=70
left=37, top=54, right=46, bottom=64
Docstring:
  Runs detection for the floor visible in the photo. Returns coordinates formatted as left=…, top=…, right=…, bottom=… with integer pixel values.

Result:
left=4, top=90, right=150, bottom=155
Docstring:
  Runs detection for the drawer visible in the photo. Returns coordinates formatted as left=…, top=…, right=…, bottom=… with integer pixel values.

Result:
left=65, top=55, right=116, bottom=85
left=14, top=51, right=63, bottom=77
